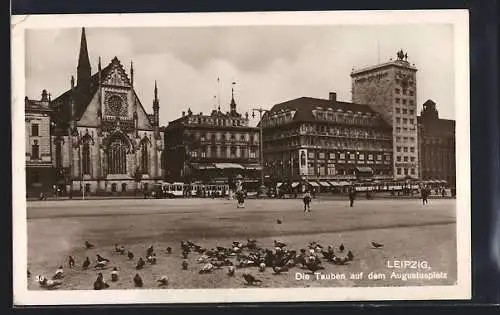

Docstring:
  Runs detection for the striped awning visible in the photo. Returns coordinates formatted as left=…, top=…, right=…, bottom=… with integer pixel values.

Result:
left=291, top=182, right=300, bottom=188
left=319, top=181, right=331, bottom=187
left=328, top=181, right=340, bottom=186
left=307, top=181, right=320, bottom=187
left=338, top=181, right=351, bottom=186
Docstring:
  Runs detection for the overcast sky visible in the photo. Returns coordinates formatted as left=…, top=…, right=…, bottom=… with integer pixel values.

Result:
left=25, top=25, right=455, bottom=126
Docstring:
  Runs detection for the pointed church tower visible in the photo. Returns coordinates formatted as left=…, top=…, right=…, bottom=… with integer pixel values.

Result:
left=230, top=82, right=237, bottom=115
left=153, top=81, right=160, bottom=138
left=77, top=27, right=91, bottom=88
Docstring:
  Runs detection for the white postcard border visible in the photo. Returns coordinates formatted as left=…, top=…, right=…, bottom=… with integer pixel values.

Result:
left=11, top=10, right=471, bottom=305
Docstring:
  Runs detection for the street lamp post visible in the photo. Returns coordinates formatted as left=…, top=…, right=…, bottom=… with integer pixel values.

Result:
left=80, top=144, right=85, bottom=200
left=252, top=107, right=269, bottom=197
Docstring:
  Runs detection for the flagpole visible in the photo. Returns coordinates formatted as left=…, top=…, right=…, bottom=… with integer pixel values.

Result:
left=217, top=77, right=221, bottom=110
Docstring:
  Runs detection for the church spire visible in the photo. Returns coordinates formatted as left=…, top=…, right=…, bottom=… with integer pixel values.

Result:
left=77, top=27, right=91, bottom=88
left=153, top=81, right=160, bottom=138
left=154, top=80, right=158, bottom=103
left=230, top=81, right=237, bottom=115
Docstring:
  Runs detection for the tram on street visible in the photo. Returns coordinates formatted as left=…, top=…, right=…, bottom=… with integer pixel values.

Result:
left=162, top=182, right=185, bottom=198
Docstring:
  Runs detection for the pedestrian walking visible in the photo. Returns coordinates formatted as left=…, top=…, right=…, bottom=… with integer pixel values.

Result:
left=303, top=191, right=312, bottom=212
left=236, top=190, right=245, bottom=208
left=348, top=187, right=356, bottom=207
left=421, top=186, right=429, bottom=205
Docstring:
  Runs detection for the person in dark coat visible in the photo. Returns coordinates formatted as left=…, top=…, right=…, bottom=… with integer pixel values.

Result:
left=421, top=186, right=429, bottom=205
left=348, top=187, right=356, bottom=207
left=236, top=190, right=245, bottom=208
left=303, top=191, right=312, bottom=212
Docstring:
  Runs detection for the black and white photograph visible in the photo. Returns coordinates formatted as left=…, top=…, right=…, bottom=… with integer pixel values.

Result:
left=12, top=10, right=470, bottom=304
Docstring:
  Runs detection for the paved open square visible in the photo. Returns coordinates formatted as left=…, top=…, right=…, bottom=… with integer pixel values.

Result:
left=27, top=198, right=457, bottom=290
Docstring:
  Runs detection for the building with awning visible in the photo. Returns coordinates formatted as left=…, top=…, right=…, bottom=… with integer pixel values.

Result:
left=214, top=163, right=245, bottom=170
left=259, top=91, right=394, bottom=184
left=163, top=88, right=262, bottom=188
left=245, top=164, right=263, bottom=171
left=318, top=181, right=331, bottom=187
left=191, top=163, right=217, bottom=170
left=306, top=181, right=320, bottom=187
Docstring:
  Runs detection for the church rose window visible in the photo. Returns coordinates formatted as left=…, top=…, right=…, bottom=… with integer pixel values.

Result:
left=108, top=95, right=123, bottom=117
left=107, top=138, right=127, bottom=174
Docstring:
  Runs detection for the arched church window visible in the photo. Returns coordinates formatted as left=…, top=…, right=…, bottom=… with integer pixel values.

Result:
left=107, top=137, right=127, bottom=174
left=140, top=140, right=149, bottom=174
left=55, top=140, right=62, bottom=168
left=82, top=139, right=91, bottom=175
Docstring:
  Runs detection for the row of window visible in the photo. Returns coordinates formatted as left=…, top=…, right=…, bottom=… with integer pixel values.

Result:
left=396, top=168, right=416, bottom=176
left=263, top=137, right=391, bottom=152
left=188, top=116, right=246, bottom=127
left=395, top=98, right=414, bottom=106
left=303, top=167, right=392, bottom=177
left=261, top=112, right=295, bottom=127
left=395, top=108, right=415, bottom=115
left=190, top=146, right=257, bottom=159
left=306, top=151, right=391, bottom=161
left=311, top=112, right=379, bottom=127
left=396, top=136, right=416, bottom=143
left=396, top=146, right=416, bottom=153
left=395, top=117, right=415, bottom=125
left=396, top=156, right=416, bottom=162
left=193, top=132, right=259, bottom=143
left=395, top=127, right=417, bottom=133
left=394, top=88, right=414, bottom=96
left=264, top=137, right=391, bottom=152
left=299, top=125, right=390, bottom=139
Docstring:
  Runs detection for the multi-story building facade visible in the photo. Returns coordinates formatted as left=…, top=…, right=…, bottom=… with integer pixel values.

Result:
left=49, top=28, right=164, bottom=195
left=418, top=99, right=456, bottom=186
left=163, top=93, right=262, bottom=189
left=25, top=90, right=54, bottom=197
left=261, top=92, right=393, bottom=186
left=351, top=50, right=419, bottom=179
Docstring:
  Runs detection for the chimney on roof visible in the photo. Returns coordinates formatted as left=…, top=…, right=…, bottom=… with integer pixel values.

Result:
left=329, top=92, right=337, bottom=102
left=182, top=111, right=185, bottom=117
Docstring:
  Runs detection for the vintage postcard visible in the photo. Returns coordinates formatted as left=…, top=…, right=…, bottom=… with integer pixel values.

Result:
left=12, top=10, right=470, bottom=305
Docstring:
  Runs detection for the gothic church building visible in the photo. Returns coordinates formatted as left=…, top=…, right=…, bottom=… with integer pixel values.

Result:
left=50, top=28, right=164, bottom=194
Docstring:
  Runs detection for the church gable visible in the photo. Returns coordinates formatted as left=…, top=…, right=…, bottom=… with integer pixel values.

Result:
left=102, top=57, right=131, bottom=88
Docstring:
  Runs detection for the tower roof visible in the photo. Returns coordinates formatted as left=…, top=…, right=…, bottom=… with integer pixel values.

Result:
left=77, top=27, right=92, bottom=87
left=351, top=50, right=417, bottom=76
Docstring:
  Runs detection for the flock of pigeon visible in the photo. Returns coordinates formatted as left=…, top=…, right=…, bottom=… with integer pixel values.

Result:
left=30, top=237, right=385, bottom=290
